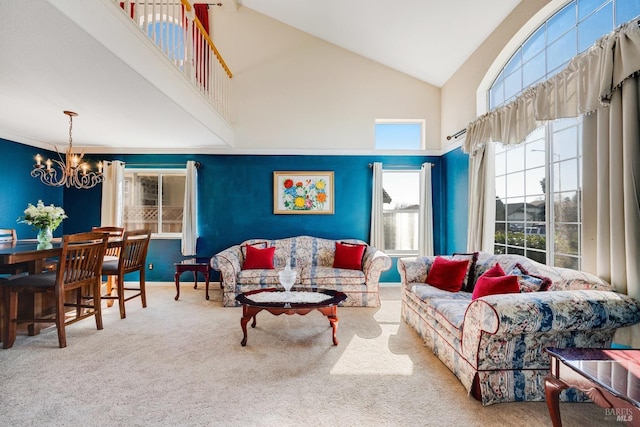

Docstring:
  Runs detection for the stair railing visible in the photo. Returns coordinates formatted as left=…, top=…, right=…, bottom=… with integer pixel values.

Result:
left=116, top=0, right=232, bottom=121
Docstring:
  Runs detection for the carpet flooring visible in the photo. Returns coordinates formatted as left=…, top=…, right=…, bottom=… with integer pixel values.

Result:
left=0, top=285, right=620, bottom=426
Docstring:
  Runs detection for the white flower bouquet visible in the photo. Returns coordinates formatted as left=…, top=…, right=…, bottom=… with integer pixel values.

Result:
left=17, top=200, right=68, bottom=231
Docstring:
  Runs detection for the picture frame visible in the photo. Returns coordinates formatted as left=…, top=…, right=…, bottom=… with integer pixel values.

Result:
left=273, top=171, right=334, bottom=214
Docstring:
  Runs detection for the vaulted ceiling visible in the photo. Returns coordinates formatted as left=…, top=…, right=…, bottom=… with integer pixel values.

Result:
left=0, top=0, right=521, bottom=154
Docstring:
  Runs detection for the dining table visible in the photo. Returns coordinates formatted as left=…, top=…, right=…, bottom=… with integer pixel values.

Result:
left=0, top=237, right=123, bottom=340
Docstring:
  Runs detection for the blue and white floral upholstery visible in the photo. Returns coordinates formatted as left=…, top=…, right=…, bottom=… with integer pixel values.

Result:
left=211, top=236, right=392, bottom=307
left=398, top=252, right=640, bottom=405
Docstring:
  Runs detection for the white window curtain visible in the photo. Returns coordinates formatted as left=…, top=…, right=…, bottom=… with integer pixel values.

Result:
left=181, top=160, right=198, bottom=256
left=369, top=162, right=385, bottom=250
left=418, top=162, right=434, bottom=256
left=100, top=160, right=125, bottom=227
left=462, top=21, right=640, bottom=304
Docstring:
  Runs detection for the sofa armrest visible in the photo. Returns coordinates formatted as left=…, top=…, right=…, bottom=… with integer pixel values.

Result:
left=210, top=245, right=243, bottom=290
left=463, top=290, right=640, bottom=339
left=362, top=246, right=392, bottom=286
left=397, top=257, right=434, bottom=289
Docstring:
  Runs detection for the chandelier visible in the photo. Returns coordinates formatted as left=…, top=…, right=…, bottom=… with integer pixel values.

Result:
left=31, top=111, right=104, bottom=189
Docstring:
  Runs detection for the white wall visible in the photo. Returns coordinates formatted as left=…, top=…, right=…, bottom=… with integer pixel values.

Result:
left=213, top=6, right=441, bottom=151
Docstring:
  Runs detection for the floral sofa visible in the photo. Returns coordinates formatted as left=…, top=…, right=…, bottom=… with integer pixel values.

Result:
left=211, top=235, right=392, bottom=307
left=398, top=251, right=640, bottom=405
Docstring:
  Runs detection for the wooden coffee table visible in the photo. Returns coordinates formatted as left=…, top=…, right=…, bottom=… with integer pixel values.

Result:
left=235, top=288, right=347, bottom=347
left=545, top=347, right=640, bottom=427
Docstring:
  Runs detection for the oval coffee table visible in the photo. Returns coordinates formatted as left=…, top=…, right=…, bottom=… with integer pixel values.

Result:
left=235, top=288, right=347, bottom=346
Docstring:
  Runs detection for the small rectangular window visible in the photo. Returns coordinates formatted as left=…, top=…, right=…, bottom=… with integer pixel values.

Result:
left=375, top=120, right=425, bottom=150
left=123, top=169, right=186, bottom=237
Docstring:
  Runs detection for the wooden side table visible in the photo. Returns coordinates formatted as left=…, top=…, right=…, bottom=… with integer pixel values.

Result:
left=174, top=258, right=212, bottom=301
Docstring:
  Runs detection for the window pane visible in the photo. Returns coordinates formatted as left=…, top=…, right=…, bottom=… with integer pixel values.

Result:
left=554, top=254, right=580, bottom=269
left=554, top=159, right=579, bottom=192
left=495, top=151, right=506, bottom=176
left=523, top=50, right=546, bottom=87
left=548, top=3, right=577, bottom=42
left=522, top=26, right=546, bottom=61
left=553, top=127, right=578, bottom=160
left=579, top=3, right=613, bottom=51
left=526, top=167, right=546, bottom=197
left=124, top=174, right=159, bottom=233
left=579, top=0, right=607, bottom=20
left=617, top=0, right=640, bottom=26
left=506, top=145, right=525, bottom=174
left=555, top=223, right=580, bottom=255
left=555, top=191, right=580, bottom=222
left=506, top=172, right=525, bottom=198
left=504, top=50, right=522, bottom=76
left=490, top=80, right=505, bottom=108
left=162, top=175, right=185, bottom=233
left=548, top=28, right=577, bottom=72
left=375, top=123, right=422, bottom=150
left=504, top=70, right=523, bottom=101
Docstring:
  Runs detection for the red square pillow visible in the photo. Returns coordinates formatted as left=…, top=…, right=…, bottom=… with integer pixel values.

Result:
left=242, top=245, right=275, bottom=270
left=472, top=263, right=519, bottom=300
left=425, top=256, right=470, bottom=292
left=333, top=242, right=366, bottom=270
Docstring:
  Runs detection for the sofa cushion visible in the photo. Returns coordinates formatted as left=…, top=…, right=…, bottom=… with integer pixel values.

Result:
left=509, top=263, right=552, bottom=292
left=333, top=241, right=366, bottom=270
left=301, top=266, right=365, bottom=286
left=453, top=252, right=480, bottom=292
left=472, top=263, right=519, bottom=300
left=426, top=256, right=470, bottom=292
left=243, top=245, right=275, bottom=270
left=238, top=268, right=302, bottom=285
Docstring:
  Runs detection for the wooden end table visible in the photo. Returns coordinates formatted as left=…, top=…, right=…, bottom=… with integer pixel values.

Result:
left=545, top=347, right=640, bottom=427
left=174, top=258, right=212, bottom=301
left=235, top=288, right=347, bottom=347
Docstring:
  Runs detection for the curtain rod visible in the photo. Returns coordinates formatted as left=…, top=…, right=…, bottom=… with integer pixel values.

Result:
left=124, top=162, right=201, bottom=168
left=368, top=163, right=434, bottom=169
left=129, top=2, right=223, bottom=5
left=446, top=128, right=467, bottom=140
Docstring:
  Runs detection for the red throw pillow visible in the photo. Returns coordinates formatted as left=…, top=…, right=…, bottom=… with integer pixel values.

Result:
left=242, top=245, right=275, bottom=270
left=472, top=263, right=519, bottom=300
left=333, top=242, right=366, bottom=270
left=425, top=256, right=470, bottom=292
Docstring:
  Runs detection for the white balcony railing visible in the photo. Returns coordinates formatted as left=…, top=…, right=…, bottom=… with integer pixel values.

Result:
left=116, top=0, right=232, bottom=121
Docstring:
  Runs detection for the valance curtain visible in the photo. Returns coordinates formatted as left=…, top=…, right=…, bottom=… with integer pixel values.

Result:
left=100, top=160, right=125, bottom=227
left=181, top=160, right=198, bottom=256
left=462, top=21, right=640, bottom=306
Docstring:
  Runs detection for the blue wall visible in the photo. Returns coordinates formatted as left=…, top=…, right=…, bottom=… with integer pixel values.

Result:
left=3, top=139, right=470, bottom=283
left=442, top=147, right=469, bottom=254
left=0, top=139, right=64, bottom=239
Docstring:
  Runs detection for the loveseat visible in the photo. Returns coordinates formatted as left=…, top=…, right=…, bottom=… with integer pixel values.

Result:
left=211, top=235, right=392, bottom=307
left=398, top=251, right=640, bottom=405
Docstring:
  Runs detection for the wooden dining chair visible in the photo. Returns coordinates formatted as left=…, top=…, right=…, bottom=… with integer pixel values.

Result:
left=101, top=229, right=151, bottom=319
left=1, top=231, right=109, bottom=348
left=0, top=229, right=27, bottom=276
left=92, top=226, right=125, bottom=307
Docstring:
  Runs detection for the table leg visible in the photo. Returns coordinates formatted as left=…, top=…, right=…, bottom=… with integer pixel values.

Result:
left=174, top=271, right=180, bottom=301
left=240, top=306, right=261, bottom=346
left=205, top=268, right=210, bottom=300
left=193, top=271, right=198, bottom=289
left=544, top=375, right=568, bottom=427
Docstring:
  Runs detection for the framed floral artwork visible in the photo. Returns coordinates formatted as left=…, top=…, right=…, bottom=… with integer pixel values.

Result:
left=273, top=171, right=334, bottom=214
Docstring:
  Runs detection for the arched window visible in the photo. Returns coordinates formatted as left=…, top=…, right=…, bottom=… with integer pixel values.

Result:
left=488, top=0, right=640, bottom=268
